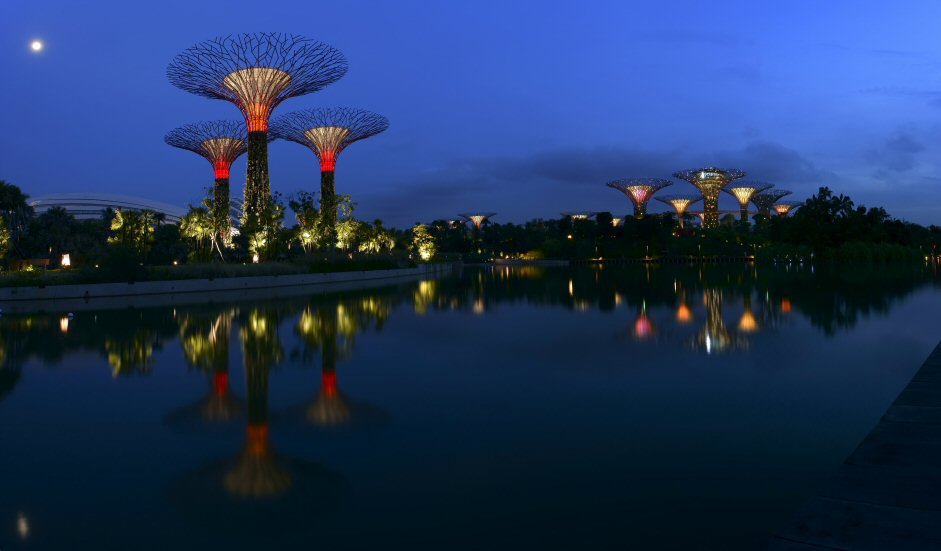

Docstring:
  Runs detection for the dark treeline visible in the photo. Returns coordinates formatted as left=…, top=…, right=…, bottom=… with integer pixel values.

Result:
left=0, top=180, right=435, bottom=281
left=430, top=187, right=941, bottom=263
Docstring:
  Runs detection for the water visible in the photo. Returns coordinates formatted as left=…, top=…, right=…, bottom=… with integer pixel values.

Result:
left=1, top=264, right=939, bottom=550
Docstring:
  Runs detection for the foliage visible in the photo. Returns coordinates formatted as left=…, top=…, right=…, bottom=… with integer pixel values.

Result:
left=358, top=219, right=396, bottom=254
left=410, top=223, right=437, bottom=261
left=108, top=208, right=158, bottom=256
left=0, top=216, right=10, bottom=260
left=240, top=193, right=286, bottom=261
left=289, top=191, right=320, bottom=253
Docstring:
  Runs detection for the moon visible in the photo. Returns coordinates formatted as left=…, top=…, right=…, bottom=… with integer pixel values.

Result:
left=30, top=40, right=43, bottom=52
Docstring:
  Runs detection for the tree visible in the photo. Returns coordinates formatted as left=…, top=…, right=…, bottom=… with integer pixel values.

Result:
left=109, top=209, right=157, bottom=256
left=0, top=180, right=34, bottom=259
left=289, top=191, right=320, bottom=253
left=241, top=194, right=285, bottom=261
left=358, top=219, right=395, bottom=254
left=180, top=206, right=215, bottom=260
left=410, top=223, right=437, bottom=261
left=0, top=216, right=10, bottom=261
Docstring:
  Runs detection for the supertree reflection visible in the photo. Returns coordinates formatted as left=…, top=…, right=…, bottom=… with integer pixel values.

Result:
left=166, top=308, right=243, bottom=427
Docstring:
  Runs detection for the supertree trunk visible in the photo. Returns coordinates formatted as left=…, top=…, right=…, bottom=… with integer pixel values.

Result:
left=634, top=201, right=647, bottom=218
left=320, top=169, right=337, bottom=246
left=740, top=207, right=749, bottom=224
left=214, top=177, right=231, bottom=240
left=702, top=192, right=720, bottom=229
left=245, top=131, right=271, bottom=222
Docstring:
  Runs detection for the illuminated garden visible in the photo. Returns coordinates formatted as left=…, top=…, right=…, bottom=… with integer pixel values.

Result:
left=4, top=6, right=941, bottom=550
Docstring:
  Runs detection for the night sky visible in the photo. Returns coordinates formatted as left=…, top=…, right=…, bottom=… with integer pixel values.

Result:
left=3, top=0, right=941, bottom=227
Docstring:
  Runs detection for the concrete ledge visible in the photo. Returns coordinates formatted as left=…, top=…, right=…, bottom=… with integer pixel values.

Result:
left=0, top=263, right=456, bottom=313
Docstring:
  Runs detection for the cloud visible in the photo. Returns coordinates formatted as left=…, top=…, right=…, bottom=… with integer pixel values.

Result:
left=869, top=131, right=925, bottom=173
left=714, top=141, right=842, bottom=190
left=361, top=141, right=839, bottom=226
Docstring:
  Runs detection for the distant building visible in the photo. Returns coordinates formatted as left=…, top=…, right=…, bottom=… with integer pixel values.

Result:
left=28, top=193, right=187, bottom=223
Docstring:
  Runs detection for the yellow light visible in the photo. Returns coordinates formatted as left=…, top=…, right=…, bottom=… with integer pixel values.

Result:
left=60, top=253, right=71, bottom=267
left=30, top=40, right=43, bottom=52
left=17, top=512, right=29, bottom=539
left=173, top=260, right=178, bottom=266
left=60, top=316, right=69, bottom=333
left=252, top=253, right=260, bottom=264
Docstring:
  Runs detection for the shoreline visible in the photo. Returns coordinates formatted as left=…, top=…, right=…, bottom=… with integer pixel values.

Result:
left=0, top=263, right=457, bottom=313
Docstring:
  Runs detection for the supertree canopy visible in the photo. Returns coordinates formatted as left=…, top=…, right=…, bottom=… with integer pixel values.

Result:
left=165, top=120, right=248, bottom=238
left=606, top=178, right=672, bottom=218
left=167, top=33, right=348, bottom=223
left=561, top=212, right=596, bottom=220
left=459, top=213, right=496, bottom=230
left=722, top=180, right=772, bottom=224
left=752, top=189, right=792, bottom=218
left=654, top=194, right=702, bottom=229
left=271, top=108, right=389, bottom=245
left=773, top=200, right=800, bottom=217
left=672, top=167, right=746, bottom=229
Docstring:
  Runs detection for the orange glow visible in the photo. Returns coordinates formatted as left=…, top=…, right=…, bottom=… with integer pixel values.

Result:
left=738, top=310, right=758, bottom=332
left=59, top=316, right=69, bottom=333
left=781, top=298, right=792, bottom=313
left=676, top=303, right=692, bottom=323
left=322, top=370, right=338, bottom=397
left=246, top=423, right=269, bottom=456
left=244, top=104, right=272, bottom=132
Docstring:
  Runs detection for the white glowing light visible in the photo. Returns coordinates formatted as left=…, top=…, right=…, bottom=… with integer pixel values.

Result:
left=30, top=40, right=43, bottom=52
left=17, top=512, right=29, bottom=539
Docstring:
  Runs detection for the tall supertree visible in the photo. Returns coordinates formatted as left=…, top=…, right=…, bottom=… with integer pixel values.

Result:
left=606, top=178, right=672, bottom=218
left=459, top=213, right=496, bottom=230
left=655, top=195, right=702, bottom=229
left=672, top=167, right=746, bottom=229
left=165, top=120, right=247, bottom=240
left=752, top=189, right=792, bottom=218
left=723, top=180, right=772, bottom=224
left=271, top=108, right=389, bottom=245
left=773, top=201, right=800, bottom=217
left=167, top=33, right=347, bottom=223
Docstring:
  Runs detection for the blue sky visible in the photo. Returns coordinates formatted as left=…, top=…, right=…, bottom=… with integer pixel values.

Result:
left=3, top=0, right=941, bottom=227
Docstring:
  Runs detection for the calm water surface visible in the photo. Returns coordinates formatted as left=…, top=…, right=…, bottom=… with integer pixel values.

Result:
left=1, top=264, right=940, bottom=550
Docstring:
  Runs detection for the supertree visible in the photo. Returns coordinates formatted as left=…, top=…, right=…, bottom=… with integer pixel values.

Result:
left=167, top=33, right=347, bottom=223
left=271, top=108, right=389, bottom=245
left=672, top=167, right=746, bottom=229
left=606, top=178, right=672, bottom=218
left=752, top=189, right=792, bottom=218
left=773, top=201, right=800, bottom=217
left=165, top=120, right=247, bottom=240
left=723, top=180, right=772, bottom=224
left=459, top=212, right=496, bottom=230
left=655, top=194, right=702, bottom=229
left=611, top=216, right=624, bottom=227
left=561, top=212, right=596, bottom=220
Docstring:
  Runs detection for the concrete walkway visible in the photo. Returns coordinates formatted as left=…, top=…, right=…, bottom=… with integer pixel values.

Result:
left=769, top=341, right=941, bottom=550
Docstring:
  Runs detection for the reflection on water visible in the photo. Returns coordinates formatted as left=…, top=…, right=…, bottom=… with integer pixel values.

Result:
left=0, top=263, right=939, bottom=549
